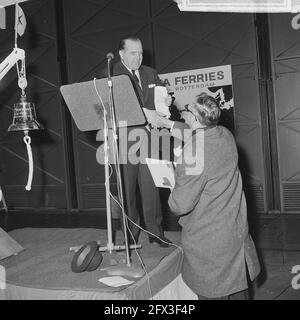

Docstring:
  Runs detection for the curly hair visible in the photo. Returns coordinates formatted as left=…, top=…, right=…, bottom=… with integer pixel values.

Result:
left=194, top=92, right=221, bottom=126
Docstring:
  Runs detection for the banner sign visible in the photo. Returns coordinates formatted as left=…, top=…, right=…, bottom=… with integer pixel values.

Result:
left=173, top=0, right=300, bottom=13
left=160, top=64, right=235, bottom=132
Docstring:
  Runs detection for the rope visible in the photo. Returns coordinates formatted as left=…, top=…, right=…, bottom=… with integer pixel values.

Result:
left=23, top=132, right=33, bottom=191
left=14, top=1, right=19, bottom=48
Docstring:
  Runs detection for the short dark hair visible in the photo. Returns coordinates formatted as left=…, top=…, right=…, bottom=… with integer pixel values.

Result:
left=194, top=92, right=221, bottom=126
left=118, top=36, right=142, bottom=51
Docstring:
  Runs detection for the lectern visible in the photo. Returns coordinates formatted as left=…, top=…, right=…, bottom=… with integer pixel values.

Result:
left=60, top=74, right=146, bottom=277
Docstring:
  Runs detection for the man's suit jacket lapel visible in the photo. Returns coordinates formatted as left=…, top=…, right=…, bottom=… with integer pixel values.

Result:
left=111, top=62, right=147, bottom=154
left=115, top=62, right=145, bottom=106
left=139, top=66, right=149, bottom=104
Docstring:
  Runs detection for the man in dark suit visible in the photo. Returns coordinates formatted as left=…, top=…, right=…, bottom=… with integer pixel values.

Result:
left=112, top=36, right=172, bottom=247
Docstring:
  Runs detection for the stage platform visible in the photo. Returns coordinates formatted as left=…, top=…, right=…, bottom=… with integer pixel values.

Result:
left=0, top=228, right=197, bottom=300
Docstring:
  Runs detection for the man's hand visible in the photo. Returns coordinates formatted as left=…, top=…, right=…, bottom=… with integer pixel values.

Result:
left=143, top=108, right=167, bottom=129
left=180, top=110, right=202, bottom=130
left=162, top=177, right=174, bottom=191
left=164, top=94, right=173, bottom=107
left=158, top=115, right=174, bottom=129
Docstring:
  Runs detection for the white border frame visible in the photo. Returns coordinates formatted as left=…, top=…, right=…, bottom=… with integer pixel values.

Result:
left=175, top=0, right=294, bottom=13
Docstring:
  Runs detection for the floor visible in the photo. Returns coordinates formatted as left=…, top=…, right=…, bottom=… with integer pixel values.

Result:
left=250, top=215, right=300, bottom=300
left=1, top=209, right=300, bottom=300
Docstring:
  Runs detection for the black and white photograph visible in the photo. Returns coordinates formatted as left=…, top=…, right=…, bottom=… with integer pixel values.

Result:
left=0, top=0, right=300, bottom=304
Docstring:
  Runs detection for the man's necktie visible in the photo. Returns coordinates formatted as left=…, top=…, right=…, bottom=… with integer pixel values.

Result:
left=132, top=70, right=141, bottom=88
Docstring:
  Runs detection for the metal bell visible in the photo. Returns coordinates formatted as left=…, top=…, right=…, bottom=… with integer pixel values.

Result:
left=8, top=95, right=43, bottom=132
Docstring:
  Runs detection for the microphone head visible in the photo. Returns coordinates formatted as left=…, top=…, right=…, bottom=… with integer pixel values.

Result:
left=106, top=52, right=114, bottom=60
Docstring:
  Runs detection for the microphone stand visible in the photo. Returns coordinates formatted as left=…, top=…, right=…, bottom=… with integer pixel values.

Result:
left=98, top=54, right=144, bottom=278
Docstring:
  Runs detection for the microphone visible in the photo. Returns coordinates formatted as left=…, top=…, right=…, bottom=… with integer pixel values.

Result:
left=106, top=52, right=114, bottom=61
